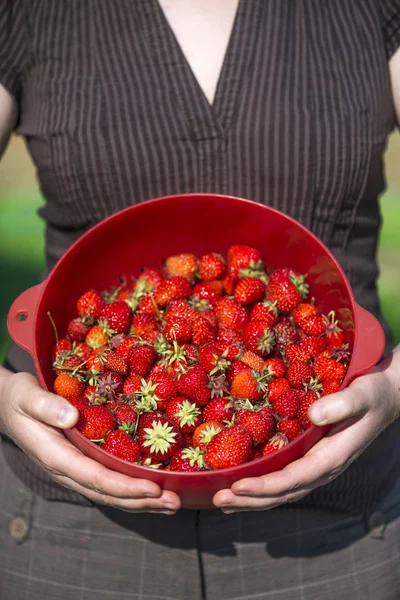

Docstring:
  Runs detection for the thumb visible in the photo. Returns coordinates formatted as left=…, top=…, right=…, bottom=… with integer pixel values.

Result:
left=308, top=387, right=368, bottom=426
left=17, top=376, right=80, bottom=429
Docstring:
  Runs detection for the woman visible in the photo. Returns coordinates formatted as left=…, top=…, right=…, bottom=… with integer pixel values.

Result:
left=1, top=1, right=400, bottom=598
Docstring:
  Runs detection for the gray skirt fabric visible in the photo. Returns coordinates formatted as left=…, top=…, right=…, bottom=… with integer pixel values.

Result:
left=1, top=442, right=400, bottom=600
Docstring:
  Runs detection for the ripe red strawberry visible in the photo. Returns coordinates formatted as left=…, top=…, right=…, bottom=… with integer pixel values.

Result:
left=199, top=253, right=226, bottom=281
left=287, top=360, right=313, bottom=389
left=181, top=433, right=194, bottom=448
left=54, top=373, right=85, bottom=399
left=273, top=318, right=300, bottom=355
left=86, top=351, right=106, bottom=376
left=231, top=369, right=268, bottom=402
left=102, top=430, right=141, bottom=462
left=77, top=289, right=105, bottom=320
left=313, top=355, right=347, bottom=381
left=222, top=274, right=235, bottom=295
left=301, top=314, right=326, bottom=337
left=122, top=374, right=144, bottom=395
left=73, top=342, right=93, bottom=361
left=241, top=350, right=265, bottom=373
left=67, top=318, right=92, bottom=342
left=137, top=410, right=164, bottom=432
left=192, top=282, right=223, bottom=306
left=155, top=276, right=192, bottom=307
left=263, top=358, right=286, bottom=378
left=227, top=245, right=262, bottom=280
left=83, top=385, right=97, bottom=401
left=127, top=343, right=156, bottom=377
left=100, top=301, right=132, bottom=334
left=54, top=353, right=83, bottom=376
left=203, top=397, right=234, bottom=424
left=266, top=269, right=308, bottom=313
left=66, top=396, right=89, bottom=429
left=138, top=268, right=163, bottom=290
left=285, top=344, right=312, bottom=363
left=165, top=397, right=203, bottom=434
left=204, top=425, right=252, bottom=469
left=113, top=404, right=138, bottom=428
left=198, top=342, right=230, bottom=374
left=298, top=390, right=319, bottom=429
left=214, top=297, right=249, bottom=331
left=169, top=447, right=208, bottom=472
left=97, top=371, right=124, bottom=398
left=320, top=379, right=342, bottom=396
left=131, top=313, right=160, bottom=341
left=115, top=336, right=137, bottom=360
left=78, top=405, right=116, bottom=440
left=85, top=322, right=111, bottom=351
left=148, top=370, right=177, bottom=410
left=242, top=320, right=275, bottom=357
left=273, top=389, right=300, bottom=418
left=234, top=278, right=265, bottom=305
left=226, top=359, right=252, bottom=384
left=192, top=421, right=222, bottom=449
left=235, top=402, right=274, bottom=445
left=136, top=292, right=159, bottom=316
left=101, top=349, right=128, bottom=376
left=292, top=302, right=318, bottom=327
left=278, top=419, right=302, bottom=441
left=138, top=416, right=182, bottom=460
left=299, top=335, right=326, bottom=358
left=192, top=316, right=217, bottom=346
left=164, top=299, right=199, bottom=324
left=52, top=338, right=72, bottom=361
left=163, top=316, right=192, bottom=344
left=176, top=364, right=211, bottom=407
left=165, top=253, right=199, bottom=280
left=217, top=328, right=242, bottom=345
left=249, top=301, right=279, bottom=327
left=260, top=433, right=288, bottom=456
left=267, top=377, right=290, bottom=403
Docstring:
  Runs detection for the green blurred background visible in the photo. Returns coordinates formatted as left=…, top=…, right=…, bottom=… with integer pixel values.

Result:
left=1, top=134, right=399, bottom=362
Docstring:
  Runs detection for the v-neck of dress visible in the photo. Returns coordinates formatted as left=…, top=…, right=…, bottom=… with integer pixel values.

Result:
left=140, top=0, right=262, bottom=140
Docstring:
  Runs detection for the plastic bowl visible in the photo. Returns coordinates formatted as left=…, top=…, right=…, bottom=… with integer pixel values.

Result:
left=7, top=193, right=385, bottom=508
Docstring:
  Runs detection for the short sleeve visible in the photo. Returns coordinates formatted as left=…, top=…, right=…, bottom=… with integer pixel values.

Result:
left=0, top=0, right=27, bottom=101
left=379, top=0, right=400, bottom=59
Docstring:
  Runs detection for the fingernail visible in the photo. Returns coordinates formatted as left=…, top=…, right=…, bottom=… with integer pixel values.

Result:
left=309, top=403, right=326, bottom=425
left=59, top=406, right=78, bottom=426
left=163, top=503, right=176, bottom=510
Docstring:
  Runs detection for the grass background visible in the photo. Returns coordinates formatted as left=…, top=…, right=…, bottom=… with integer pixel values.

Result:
left=1, top=135, right=400, bottom=362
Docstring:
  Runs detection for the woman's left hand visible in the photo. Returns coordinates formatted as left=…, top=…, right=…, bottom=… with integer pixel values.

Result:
left=213, top=348, right=400, bottom=513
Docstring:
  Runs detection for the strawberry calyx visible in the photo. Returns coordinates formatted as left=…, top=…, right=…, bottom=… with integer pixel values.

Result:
left=239, top=259, right=268, bottom=283
left=174, top=399, right=201, bottom=429
left=323, top=310, right=342, bottom=336
left=289, top=272, right=309, bottom=299
left=208, top=373, right=230, bottom=398
left=179, top=447, right=207, bottom=469
left=142, top=421, right=179, bottom=456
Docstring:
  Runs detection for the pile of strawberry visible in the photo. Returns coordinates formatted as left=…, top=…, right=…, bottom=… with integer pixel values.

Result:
left=51, top=245, right=350, bottom=472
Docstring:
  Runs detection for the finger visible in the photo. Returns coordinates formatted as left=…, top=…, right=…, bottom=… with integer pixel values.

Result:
left=14, top=375, right=79, bottom=429
left=308, top=388, right=369, bottom=426
left=214, top=487, right=311, bottom=513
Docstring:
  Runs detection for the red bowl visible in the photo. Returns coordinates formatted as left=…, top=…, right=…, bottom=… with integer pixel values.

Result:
left=7, top=193, right=385, bottom=508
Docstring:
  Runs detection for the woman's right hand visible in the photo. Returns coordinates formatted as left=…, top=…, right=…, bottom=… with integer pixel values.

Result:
left=0, top=368, right=181, bottom=514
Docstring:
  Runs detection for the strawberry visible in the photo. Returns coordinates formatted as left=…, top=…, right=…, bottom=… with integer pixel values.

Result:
left=234, top=401, right=274, bottom=445
left=155, top=276, right=192, bottom=307
left=285, top=344, right=312, bottom=363
left=131, top=313, right=160, bottom=337
left=85, top=351, right=106, bottom=376
left=67, top=318, right=92, bottom=342
left=273, top=389, right=300, bottom=418
left=266, top=268, right=308, bottom=313
left=249, top=301, right=279, bottom=327
left=176, top=364, right=211, bottom=407
left=222, top=274, right=235, bottom=295
left=267, top=377, right=290, bottom=403
left=241, top=350, right=266, bottom=373
left=249, top=447, right=262, bottom=461
left=231, top=369, right=268, bottom=402
left=127, top=342, right=156, bottom=376
left=101, top=349, right=128, bottom=376
left=204, top=425, right=252, bottom=469
left=192, top=421, right=222, bottom=449
left=115, top=336, right=137, bottom=361
left=263, top=358, right=286, bottom=378
left=214, top=297, right=249, bottom=331
left=165, top=397, right=202, bottom=434
left=78, top=405, right=116, bottom=440
left=260, top=433, right=288, bottom=456
left=163, top=317, right=192, bottom=344
left=138, top=416, right=182, bottom=460
left=83, top=385, right=97, bottom=401
left=165, top=253, right=199, bottom=280
left=53, top=338, right=72, bottom=361
left=292, top=302, right=318, bottom=327
left=138, top=268, right=163, bottom=290
left=76, top=289, right=105, bottom=320
left=199, top=253, right=226, bottom=281
left=324, top=311, right=344, bottom=350
left=169, top=447, right=208, bottom=472
left=102, top=430, right=141, bottom=462
left=217, top=328, right=242, bottom=345
left=226, top=359, right=252, bottom=384
left=273, top=318, right=300, bottom=355
left=301, top=315, right=326, bottom=337
left=299, top=335, right=326, bottom=358
left=147, top=370, right=177, bottom=410
left=287, top=360, right=313, bottom=389
left=182, top=433, right=194, bottom=448
left=100, top=301, right=132, bottom=334
left=320, top=379, right=342, bottom=396
left=138, top=410, right=164, bottom=432
left=136, top=292, right=159, bottom=317
left=208, top=373, right=230, bottom=399
left=164, top=299, right=199, bottom=324
left=192, top=316, right=217, bottom=346
left=313, top=355, right=347, bottom=381
left=97, top=371, right=124, bottom=398
left=278, top=419, right=302, bottom=441
left=234, top=278, right=265, bottom=305
left=54, top=354, right=84, bottom=376
left=122, top=374, right=144, bottom=395
left=203, top=397, right=234, bottom=424
left=192, top=282, right=222, bottom=306
left=242, top=320, right=275, bottom=357
left=54, top=373, right=85, bottom=399
left=227, top=245, right=262, bottom=280
left=66, top=396, right=89, bottom=429
left=298, top=389, right=319, bottom=429
left=198, top=342, right=230, bottom=374
left=85, top=321, right=113, bottom=351
left=113, top=404, right=138, bottom=428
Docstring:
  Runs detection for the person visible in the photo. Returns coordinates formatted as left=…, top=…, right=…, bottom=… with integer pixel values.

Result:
left=1, top=1, right=400, bottom=598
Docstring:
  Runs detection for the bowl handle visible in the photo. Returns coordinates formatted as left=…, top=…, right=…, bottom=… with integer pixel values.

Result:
left=6, top=284, right=43, bottom=356
left=345, top=303, right=386, bottom=383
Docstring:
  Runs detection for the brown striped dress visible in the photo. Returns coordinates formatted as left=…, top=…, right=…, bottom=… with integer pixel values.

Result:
left=1, top=1, right=400, bottom=599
